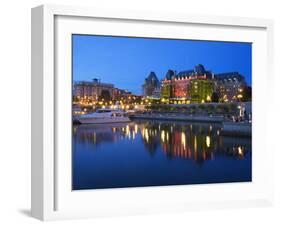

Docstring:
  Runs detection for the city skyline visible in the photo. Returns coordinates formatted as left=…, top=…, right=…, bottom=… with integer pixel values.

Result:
left=72, top=35, right=252, bottom=95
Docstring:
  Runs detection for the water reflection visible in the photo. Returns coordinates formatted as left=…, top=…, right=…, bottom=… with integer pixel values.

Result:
left=73, top=120, right=251, bottom=164
left=73, top=120, right=251, bottom=190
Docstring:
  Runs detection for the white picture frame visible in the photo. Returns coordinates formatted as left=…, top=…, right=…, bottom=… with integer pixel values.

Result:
left=31, top=4, right=274, bottom=221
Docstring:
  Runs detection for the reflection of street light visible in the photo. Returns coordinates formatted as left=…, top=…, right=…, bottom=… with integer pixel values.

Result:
left=206, top=136, right=211, bottom=148
left=238, top=146, right=243, bottom=156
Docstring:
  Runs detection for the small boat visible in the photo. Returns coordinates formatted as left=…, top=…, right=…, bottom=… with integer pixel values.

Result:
left=77, top=109, right=131, bottom=124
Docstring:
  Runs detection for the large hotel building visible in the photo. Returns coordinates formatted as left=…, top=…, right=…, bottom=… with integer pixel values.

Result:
left=143, top=64, right=248, bottom=103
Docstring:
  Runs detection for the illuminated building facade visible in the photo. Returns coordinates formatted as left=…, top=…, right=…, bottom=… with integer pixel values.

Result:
left=73, top=78, right=114, bottom=100
left=161, top=70, right=174, bottom=99
left=160, top=65, right=249, bottom=103
left=113, top=88, right=132, bottom=100
left=161, top=64, right=214, bottom=101
left=214, top=72, right=247, bottom=102
left=189, top=79, right=215, bottom=103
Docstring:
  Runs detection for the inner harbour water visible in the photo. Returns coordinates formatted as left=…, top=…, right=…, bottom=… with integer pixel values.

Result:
left=72, top=120, right=252, bottom=190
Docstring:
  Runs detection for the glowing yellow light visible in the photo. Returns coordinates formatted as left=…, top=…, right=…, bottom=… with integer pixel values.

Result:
left=134, top=124, right=138, bottom=134
left=206, top=95, right=211, bottom=101
left=201, top=100, right=205, bottom=103
left=238, top=146, right=243, bottom=156
left=145, top=128, right=149, bottom=142
left=102, top=105, right=105, bottom=109
left=134, top=105, right=138, bottom=109
left=194, top=136, right=197, bottom=152
left=126, top=125, right=131, bottom=139
left=181, top=132, right=186, bottom=149
left=206, top=136, right=211, bottom=148
left=161, top=130, right=165, bottom=142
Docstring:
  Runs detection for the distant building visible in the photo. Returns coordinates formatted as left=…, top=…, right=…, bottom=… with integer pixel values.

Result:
left=142, top=72, right=160, bottom=97
left=73, top=78, right=114, bottom=100
left=161, top=64, right=214, bottom=100
left=113, top=88, right=131, bottom=100
left=73, top=81, right=93, bottom=99
left=214, top=72, right=247, bottom=102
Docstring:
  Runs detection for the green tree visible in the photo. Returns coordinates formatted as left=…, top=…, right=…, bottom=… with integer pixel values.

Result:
left=241, top=86, right=252, bottom=102
left=211, top=92, right=219, bottom=103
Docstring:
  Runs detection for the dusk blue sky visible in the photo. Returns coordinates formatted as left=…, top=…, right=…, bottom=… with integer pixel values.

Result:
left=73, top=35, right=252, bottom=95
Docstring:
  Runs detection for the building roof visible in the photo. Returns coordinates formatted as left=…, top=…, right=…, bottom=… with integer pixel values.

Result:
left=165, top=69, right=176, bottom=80
left=146, top=71, right=159, bottom=82
left=214, top=72, right=245, bottom=82
left=164, top=64, right=213, bottom=80
left=176, top=70, right=194, bottom=78
left=144, top=72, right=160, bottom=87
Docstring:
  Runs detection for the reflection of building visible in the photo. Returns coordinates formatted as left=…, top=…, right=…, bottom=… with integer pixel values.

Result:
left=214, top=72, right=247, bottom=102
left=73, top=78, right=114, bottom=100
left=75, top=121, right=250, bottom=164
left=142, top=72, right=160, bottom=97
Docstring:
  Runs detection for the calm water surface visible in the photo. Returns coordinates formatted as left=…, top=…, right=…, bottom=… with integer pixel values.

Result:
left=72, top=120, right=251, bottom=190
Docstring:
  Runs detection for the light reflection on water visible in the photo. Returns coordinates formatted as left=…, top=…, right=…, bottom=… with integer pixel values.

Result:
left=72, top=120, right=251, bottom=190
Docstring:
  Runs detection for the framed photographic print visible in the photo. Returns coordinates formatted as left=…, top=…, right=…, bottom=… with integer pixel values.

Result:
left=31, top=4, right=274, bottom=221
